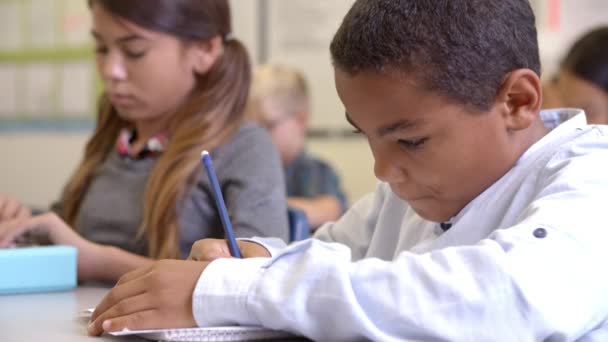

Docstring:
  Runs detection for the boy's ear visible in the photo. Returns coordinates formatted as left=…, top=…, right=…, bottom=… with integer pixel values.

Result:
left=191, top=36, right=223, bottom=75
left=495, top=69, right=542, bottom=131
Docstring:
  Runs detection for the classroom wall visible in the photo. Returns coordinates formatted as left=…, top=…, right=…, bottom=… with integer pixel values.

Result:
left=0, top=131, right=376, bottom=208
left=0, top=131, right=86, bottom=207
left=1, top=0, right=607, bottom=209
left=0, top=0, right=377, bottom=209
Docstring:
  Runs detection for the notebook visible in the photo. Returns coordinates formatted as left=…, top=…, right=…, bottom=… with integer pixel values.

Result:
left=109, top=326, right=299, bottom=341
left=82, top=309, right=301, bottom=341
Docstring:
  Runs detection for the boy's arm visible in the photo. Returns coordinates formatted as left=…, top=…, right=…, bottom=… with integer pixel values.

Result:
left=194, top=221, right=608, bottom=341
left=193, top=147, right=608, bottom=340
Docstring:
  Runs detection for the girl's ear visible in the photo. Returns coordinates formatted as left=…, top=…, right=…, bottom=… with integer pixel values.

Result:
left=191, top=36, right=223, bottom=75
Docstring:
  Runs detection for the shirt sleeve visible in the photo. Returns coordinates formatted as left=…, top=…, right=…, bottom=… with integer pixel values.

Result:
left=312, top=182, right=385, bottom=260
left=192, top=132, right=608, bottom=340
left=237, top=237, right=287, bottom=257
left=247, top=182, right=386, bottom=258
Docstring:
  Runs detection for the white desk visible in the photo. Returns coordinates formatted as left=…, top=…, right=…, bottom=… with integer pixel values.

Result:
left=0, top=286, right=147, bottom=341
left=1, top=286, right=311, bottom=342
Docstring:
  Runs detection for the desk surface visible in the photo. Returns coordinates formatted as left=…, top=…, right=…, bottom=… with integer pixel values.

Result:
left=0, top=286, right=146, bottom=342
left=0, top=286, right=310, bottom=342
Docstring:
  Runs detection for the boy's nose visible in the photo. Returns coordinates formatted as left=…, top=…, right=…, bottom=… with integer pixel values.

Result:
left=373, top=150, right=406, bottom=184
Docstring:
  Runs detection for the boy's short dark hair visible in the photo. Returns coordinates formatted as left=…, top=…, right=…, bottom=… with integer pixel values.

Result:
left=330, top=0, right=541, bottom=111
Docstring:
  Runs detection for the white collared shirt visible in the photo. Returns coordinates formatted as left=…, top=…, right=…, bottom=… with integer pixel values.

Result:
left=193, top=109, right=608, bottom=341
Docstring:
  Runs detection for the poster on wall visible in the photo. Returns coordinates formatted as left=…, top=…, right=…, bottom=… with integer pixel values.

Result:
left=0, top=0, right=95, bottom=125
left=266, top=0, right=355, bottom=131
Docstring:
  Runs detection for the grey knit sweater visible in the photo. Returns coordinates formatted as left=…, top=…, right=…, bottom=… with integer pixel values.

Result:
left=60, top=122, right=288, bottom=258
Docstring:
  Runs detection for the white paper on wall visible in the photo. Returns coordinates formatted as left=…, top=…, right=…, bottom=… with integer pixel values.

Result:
left=266, top=0, right=355, bottom=130
left=23, top=63, right=57, bottom=117
left=59, top=62, right=93, bottom=117
left=0, top=64, right=20, bottom=118
left=28, top=0, right=58, bottom=48
left=228, top=0, right=260, bottom=65
left=62, top=0, right=92, bottom=46
left=0, top=1, right=23, bottom=51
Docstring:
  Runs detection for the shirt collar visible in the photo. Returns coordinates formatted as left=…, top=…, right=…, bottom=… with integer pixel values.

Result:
left=116, top=128, right=169, bottom=159
left=517, top=108, right=587, bottom=162
left=439, top=108, right=587, bottom=232
left=539, top=108, right=587, bottom=130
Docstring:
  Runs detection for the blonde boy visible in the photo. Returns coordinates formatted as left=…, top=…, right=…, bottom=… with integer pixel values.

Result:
left=247, top=64, right=347, bottom=228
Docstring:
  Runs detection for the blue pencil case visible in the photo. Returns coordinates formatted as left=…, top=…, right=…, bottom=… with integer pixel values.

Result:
left=0, top=245, right=77, bottom=295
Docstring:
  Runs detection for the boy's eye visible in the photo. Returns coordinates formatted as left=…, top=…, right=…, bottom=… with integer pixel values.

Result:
left=124, top=49, right=146, bottom=60
left=398, top=137, right=428, bottom=149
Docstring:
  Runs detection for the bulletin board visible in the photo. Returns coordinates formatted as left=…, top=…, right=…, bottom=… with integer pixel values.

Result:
left=263, top=0, right=355, bottom=131
left=0, top=0, right=96, bottom=127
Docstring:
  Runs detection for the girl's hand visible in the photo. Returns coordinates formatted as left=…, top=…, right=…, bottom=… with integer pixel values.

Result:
left=88, top=260, right=208, bottom=336
left=188, top=238, right=271, bottom=261
left=0, top=212, right=104, bottom=280
left=0, top=212, right=81, bottom=248
left=0, top=194, right=31, bottom=222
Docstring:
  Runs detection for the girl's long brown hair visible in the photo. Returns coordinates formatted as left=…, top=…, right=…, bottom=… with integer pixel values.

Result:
left=62, top=0, right=251, bottom=259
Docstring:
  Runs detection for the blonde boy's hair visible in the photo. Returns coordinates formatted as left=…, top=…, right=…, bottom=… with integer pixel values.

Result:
left=249, top=64, right=310, bottom=120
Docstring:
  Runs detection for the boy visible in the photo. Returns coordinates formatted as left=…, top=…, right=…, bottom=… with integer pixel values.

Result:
left=247, top=64, right=348, bottom=228
left=89, top=0, right=608, bottom=340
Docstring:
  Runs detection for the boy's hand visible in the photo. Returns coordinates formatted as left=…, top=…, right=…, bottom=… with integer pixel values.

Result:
left=0, top=194, right=30, bottom=222
left=188, top=238, right=271, bottom=261
left=88, top=260, right=208, bottom=336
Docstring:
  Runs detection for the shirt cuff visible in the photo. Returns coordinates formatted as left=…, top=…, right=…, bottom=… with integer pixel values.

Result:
left=238, top=237, right=288, bottom=257
left=192, top=257, right=269, bottom=327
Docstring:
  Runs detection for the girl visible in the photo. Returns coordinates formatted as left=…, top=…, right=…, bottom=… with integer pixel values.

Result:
left=0, top=0, right=288, bottom=282
left=542, top=27, right=608, bottom=124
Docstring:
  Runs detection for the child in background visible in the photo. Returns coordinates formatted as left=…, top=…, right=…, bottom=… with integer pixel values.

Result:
left=0, top=0, right=288, bottom=283
left=247, top=64, right=347, bottom=229
left=542, top=27, right=608, bottom=124
left=90, top=0, right=608, bottom=340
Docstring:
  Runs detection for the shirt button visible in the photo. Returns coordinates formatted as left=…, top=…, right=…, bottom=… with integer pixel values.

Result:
left=533, top=228, right=547, bottom=238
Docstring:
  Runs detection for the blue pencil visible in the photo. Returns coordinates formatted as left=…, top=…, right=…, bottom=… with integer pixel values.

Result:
left=201, top=150, right=242, bottom=258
